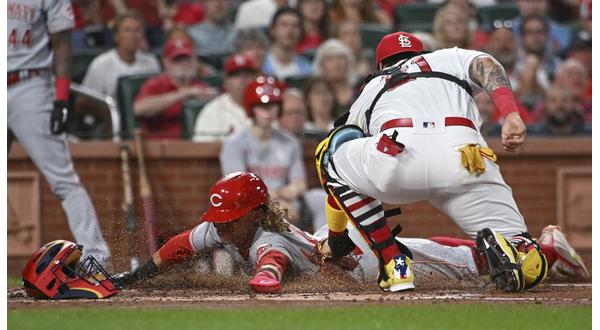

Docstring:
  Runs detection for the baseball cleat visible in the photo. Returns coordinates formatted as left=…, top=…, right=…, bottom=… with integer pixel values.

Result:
left=378, top=254, right=415, bottom=292
left=476, top=228, right=525, bottom=292
left=539, top=225, right=589, bottom=279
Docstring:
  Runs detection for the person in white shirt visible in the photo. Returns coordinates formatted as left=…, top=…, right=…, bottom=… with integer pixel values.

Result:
left=78, top=12, right=161, bottom=99
left=75, top=12, right=161, bottom=137
left=193, top=53, right=259, bottom=141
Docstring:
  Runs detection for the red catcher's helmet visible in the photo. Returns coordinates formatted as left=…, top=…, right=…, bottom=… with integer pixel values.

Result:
left=243, top=75, right=284, bottom=117
left=375, top=31, right=424, bottom=69
left=201, top=172, right=269, bottom=223
left=22, top=240, right=120, bottom=299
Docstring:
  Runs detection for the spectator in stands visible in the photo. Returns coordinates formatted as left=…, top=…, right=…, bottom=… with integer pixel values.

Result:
left=304, top=77, right=338, bottom=134
left=262, top=7, right=313, bottom=81
left=277, top=87, right=328, bottom=232
left=541, top=59, right=590, bottom=124
left=484, top=27, right=518, bottom=85
left=79, top=12, right=161, bottom=100
left=234, top=28, right=271, bottom=69
left=513, top=15, right=562, bottom=109
left=106, top=0, right=165, bottom=48
left=512, top=0, right=572, bottom=55
left=72, top=0, right=114, bottom=50
left=187, top=0, right=236, bottom=56
left=161, top=1, right=205, bottom=31
left=577, top=0, right=592, bottom=36
left=278, top=88, right=309, bottom=137
left=296, top=0, right=330, bottom=53
left=566, top=37, right=592, bottom=124
left=193, top=54, right=259, bottom=142
left=329, top=0, right=393, bottom=29
left=220, top=76, right=307, bottom=223
left=528, top=86, right=590, bottom=136
left=234, top=0, right=290, bottom=30
left=134, top=36, right=217, bottom=139
left=333, top=21, right=373, bottom=80
left=432, top=5, right=473, bottom=50
left=312, top=39, right=357, bottom=112
left=75, top=12, right=161, bottom=139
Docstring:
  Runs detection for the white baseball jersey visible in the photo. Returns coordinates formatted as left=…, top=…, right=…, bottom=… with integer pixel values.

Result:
left=8, top=0, right=75, bottom=71
left=329, top=47, right=527, bottom=238
left=347, top=47, right=487, bottom=135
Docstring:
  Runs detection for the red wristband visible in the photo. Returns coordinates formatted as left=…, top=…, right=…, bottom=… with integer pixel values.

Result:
left=490, top=87, right=519, bottom=118
left=54, top=77, right=71, bottom=101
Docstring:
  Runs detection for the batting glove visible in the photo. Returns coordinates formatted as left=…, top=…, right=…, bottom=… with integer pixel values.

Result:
left=50, top=100, right=70, bottom=135
left=248, top=271, right=281, bottom=294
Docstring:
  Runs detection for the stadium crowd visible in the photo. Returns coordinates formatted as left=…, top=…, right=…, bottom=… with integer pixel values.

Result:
left=70, top=0, right=592, bottom=230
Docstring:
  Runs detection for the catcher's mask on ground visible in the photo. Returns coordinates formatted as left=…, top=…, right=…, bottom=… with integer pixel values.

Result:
left=201, top=172, right=270, bottom=223
left=375, top=31, right=424, bottom=70
left=21, top=240, right=120, bottom=299
left=243, top=75, right=284, bottom=118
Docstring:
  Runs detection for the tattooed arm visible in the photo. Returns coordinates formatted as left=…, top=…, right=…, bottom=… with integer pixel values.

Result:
left=469, top=55, right=526, bottom=152
left=468, top=55, right=512, bottom=93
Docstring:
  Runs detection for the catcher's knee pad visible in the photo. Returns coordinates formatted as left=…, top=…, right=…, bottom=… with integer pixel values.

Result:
left=512, top=234, right=548, bottom=290
left=315, top=124, right=365, bottom=188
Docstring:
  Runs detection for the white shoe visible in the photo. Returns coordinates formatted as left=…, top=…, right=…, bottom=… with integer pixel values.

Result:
left=539, top=225, right=589, bottom=279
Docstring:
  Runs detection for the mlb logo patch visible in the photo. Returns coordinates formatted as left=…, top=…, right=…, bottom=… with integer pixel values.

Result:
left=423, top=121, right=436, bottom=129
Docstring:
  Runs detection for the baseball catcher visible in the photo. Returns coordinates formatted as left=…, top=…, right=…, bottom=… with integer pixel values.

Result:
left=315, top=31, right=549, bottom=292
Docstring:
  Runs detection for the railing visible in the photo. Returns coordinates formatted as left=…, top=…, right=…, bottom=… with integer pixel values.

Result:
left=70, top=83, right=121, bottom=142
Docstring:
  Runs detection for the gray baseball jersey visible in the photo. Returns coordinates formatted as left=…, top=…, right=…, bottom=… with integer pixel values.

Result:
left=220, top=128, right=306, bottom=192
left=7, top=0, right=111, bottom=265
left=189, top=221, right=479, bottom=283
left=8, top=0, right=75, bottom=71
left=190, top=222, right=320, bottom=276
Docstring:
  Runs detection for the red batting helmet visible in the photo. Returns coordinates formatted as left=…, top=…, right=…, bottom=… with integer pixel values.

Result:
left=375, top=31, right=424, bottom=69
left=201, top=172, right=270, bottom=223
left=22, top=240, right=120, bottom=299
left=243, top=75, right=284, bottom=117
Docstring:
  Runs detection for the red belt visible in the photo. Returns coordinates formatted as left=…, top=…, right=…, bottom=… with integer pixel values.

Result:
left=7, top=69, right=42, bottom=86
left=381, top=117, right=476, bottom=131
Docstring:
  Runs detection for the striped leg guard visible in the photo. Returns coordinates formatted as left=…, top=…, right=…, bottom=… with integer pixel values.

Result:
left=326, top=178, right=401, bottom=267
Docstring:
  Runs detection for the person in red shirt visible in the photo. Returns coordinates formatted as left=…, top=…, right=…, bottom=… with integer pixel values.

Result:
left=134, top=36, right=217, bottom=139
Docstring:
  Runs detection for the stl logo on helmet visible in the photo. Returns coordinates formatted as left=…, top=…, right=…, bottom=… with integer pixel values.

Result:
left=398, top=35, right=412, bottom=48
left=210, top=193, right=223, bottom=207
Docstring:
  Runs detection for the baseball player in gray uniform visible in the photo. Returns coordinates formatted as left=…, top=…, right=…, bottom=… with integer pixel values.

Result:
left=114, top=172, right=587, bottom=292
left=114, top=172, right=482, bottom=292
left=8, top=0, right=111, bottom=265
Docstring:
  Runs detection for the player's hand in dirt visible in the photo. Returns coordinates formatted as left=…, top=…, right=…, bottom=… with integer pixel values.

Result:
left=249, top=271, right=281, bottom=294
left=501, top=112, right=526, bottom=152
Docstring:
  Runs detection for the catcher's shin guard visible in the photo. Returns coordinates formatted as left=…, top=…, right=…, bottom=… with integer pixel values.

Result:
left=476, top=228, right=525, bottom=292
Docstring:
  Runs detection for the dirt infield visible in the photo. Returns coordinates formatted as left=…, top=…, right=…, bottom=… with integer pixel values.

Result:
left=8, top=275, right=591, bottom=310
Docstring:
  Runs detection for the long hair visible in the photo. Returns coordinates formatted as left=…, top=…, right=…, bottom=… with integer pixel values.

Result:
left=330, top=0, right=379, bottom=24
left=303, top=76, right=339, bottom=122
left=258, top=200, right=291, bottom=233
left=298, top=0, right=330, bottom=40
left=433, top=4, right=473, bottom=49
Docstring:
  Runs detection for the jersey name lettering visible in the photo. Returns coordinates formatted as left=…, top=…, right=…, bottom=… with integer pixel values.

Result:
left=7, top=3, right=35, bottom=23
